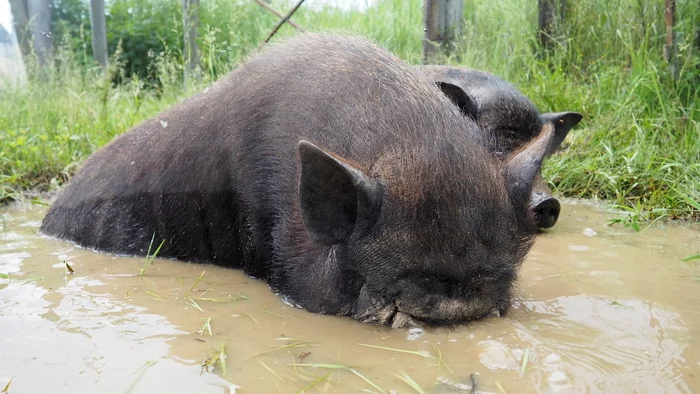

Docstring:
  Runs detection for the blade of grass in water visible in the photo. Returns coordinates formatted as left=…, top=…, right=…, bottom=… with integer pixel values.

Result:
left=145, top=233, right=155, bottom=257
left=431, top=344, right=456, bottom=378
left=261, top=308, right=284, bottom=318
left=290, top=362, right=385, bottom=392
left=682, top=254, right=700, bottom=262
left=495, top=380, right=507, bottom=394
left=192, top=291, right=250, bottom=306
left=358, top=344, right=431, bottom=358
left=296, top=373, right=329, bottom=394
left=217, top=343, right=228, bottom=375
left=146, top=290, right=163, bottom=300
left=433, top=343, right=442, bottom=380
left=187, top=297, right=203, bottom=312
left=2, top=377, right=13, bottom=393
left=201, top=342, right=228, bottom=375
left=350, top=369, right=386, bottom=394
left=185, top=270, right=206, bottom=297
left=289, top=363, right=349, bottom=369
left=133, top=360, right=158, bottom=375
left=520, top=346, right=530, bottom=374
left=258, top=360, right=288, bottom=382
left=242, top=341, right=318, bottom=361
left=195, top=294, right=251, bottom=303
left=139, top=235, right=165, bottom=276
left=197, top=317, right=213, bottom=336
left=394, top=373, right=426, bottom=394
left=125, top=360, right=158, bottom=394
left=239, top=312, right=259, bottom=325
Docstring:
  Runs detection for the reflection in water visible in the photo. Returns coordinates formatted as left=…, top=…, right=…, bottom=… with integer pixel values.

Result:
left=0, top=201, right=698, bottom=393
left=516, top=296, right=691, bottom=393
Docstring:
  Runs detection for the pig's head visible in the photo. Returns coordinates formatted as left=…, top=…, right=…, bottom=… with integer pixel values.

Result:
left=417, top=65, right=583, bottom=229
left=295, top=123, right=556, bottom=328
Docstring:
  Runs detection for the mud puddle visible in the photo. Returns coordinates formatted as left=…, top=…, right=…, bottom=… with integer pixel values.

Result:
left=1, top=201, right=698, bottom=393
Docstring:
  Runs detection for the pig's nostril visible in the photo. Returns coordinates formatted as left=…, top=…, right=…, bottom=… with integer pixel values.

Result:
left=534, top=198, right=560, bottom=229
left=548, top=204, right=560, bottom=223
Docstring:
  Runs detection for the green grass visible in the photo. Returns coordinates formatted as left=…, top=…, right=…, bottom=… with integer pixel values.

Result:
left=140, top=234, right=166, bottom=276
left=0, top=41, right=187, bottom=201
left=1, top=0, right=698, bottom=219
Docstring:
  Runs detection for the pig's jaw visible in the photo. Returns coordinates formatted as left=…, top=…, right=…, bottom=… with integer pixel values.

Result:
left=351, top=283, right=510, bottom=329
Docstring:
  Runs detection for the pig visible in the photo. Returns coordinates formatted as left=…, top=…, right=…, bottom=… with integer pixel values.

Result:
left=416, top=65, right=583, bottom=229
left=40, top=33, right=557, bottom=329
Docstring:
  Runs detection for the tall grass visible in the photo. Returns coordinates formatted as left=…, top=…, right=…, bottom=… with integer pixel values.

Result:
left=0, top=39, right=185, bottom=201
left=1, top=0, right=698, bottom=219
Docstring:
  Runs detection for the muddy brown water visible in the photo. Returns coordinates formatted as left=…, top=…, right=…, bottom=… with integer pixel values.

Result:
left=1, top=201, right=699, bottom=394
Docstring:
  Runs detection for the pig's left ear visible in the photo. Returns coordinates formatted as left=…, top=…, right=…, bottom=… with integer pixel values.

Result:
left=540, top=111, right=583, bottom=156
left=297, top=140, right=383, bottom=245
left=435, top=81, right=479, bottom=121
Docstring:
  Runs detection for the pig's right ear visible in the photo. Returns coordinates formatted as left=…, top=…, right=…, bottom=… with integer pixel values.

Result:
left=297, top=141, right=383, bottom=245
left=503, top=123, right=555, bottom=209
left=540, top=112, right=583, bottom=156
left=435, top=81, right=479, bottom=121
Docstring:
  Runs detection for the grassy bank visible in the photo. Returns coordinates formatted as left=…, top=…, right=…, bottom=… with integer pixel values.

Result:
left=1, top=0, right=698, bottom=220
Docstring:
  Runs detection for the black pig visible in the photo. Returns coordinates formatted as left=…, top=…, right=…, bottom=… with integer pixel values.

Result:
left=416, top=65, right=583, bottom=229
left=41, top=34, right=556, bottom=328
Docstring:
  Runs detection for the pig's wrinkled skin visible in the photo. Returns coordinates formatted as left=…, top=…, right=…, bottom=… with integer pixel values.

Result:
left=417, top=65, right=583, bottom=229
left=41, top=34, right=555, bottom=329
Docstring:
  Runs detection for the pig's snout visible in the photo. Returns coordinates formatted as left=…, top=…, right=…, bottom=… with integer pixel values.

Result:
left=531, top=192, right=560, bottom=229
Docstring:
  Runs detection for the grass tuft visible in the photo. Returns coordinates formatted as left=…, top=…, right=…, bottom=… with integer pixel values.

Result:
left=187, top=297, right=203, bottom=312
left=139, top=234, right=165, bottom=276
left=201, top=342, right=228, bottom=375
left=197, top=317, right=213, bottom=336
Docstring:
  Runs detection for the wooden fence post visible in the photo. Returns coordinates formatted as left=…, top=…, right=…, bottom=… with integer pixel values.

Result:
left=663, top=0, right=678, bottom=80
left=89, top=0, right=108, bottom=68
left=537, top=0, right=567, bottom=54
left=8, top=0, right=30, bottom=57
left=27, top=0, right=52, bottom=68
left=182, top=0, right=200, bottom=83
left=423, top=0, right=464, bottom=63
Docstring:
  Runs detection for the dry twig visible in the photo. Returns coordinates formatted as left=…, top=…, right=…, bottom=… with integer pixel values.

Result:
left=262, top=0, right=307, bottom=45
left=254, top=0, right=305, bottom=32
